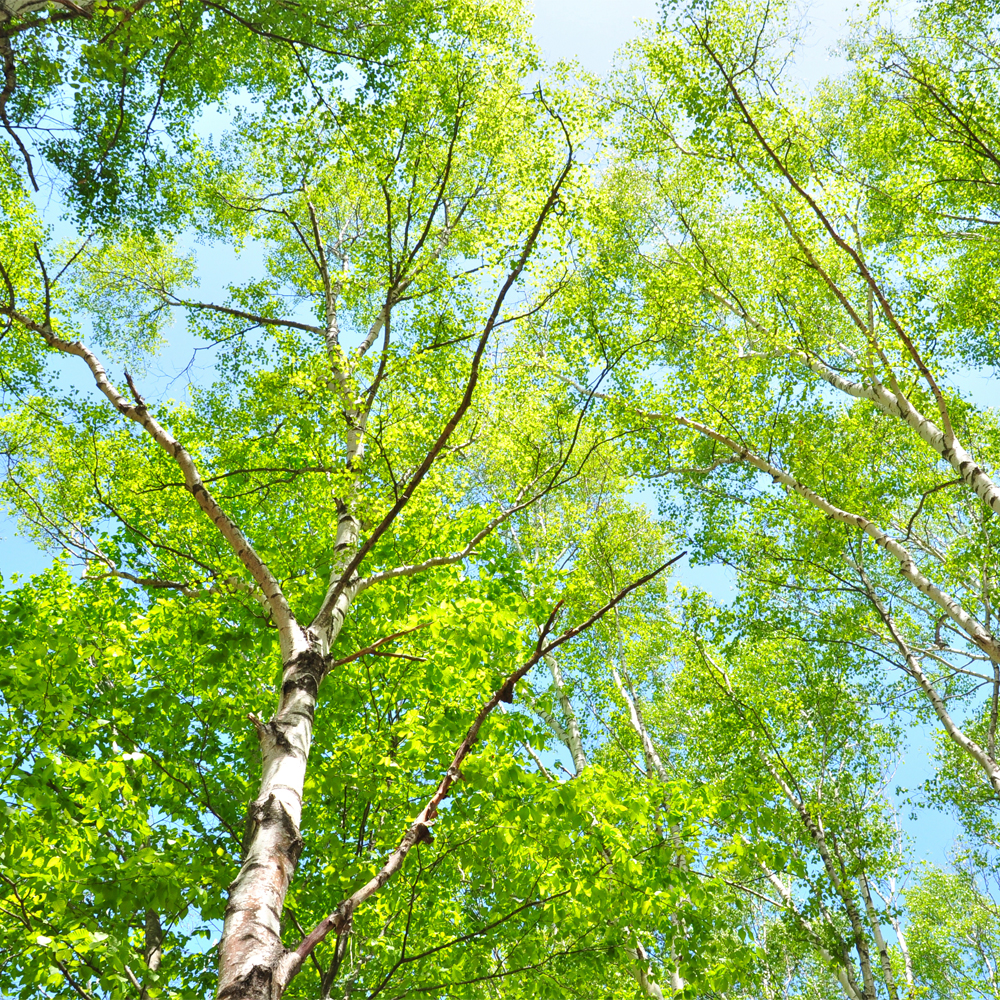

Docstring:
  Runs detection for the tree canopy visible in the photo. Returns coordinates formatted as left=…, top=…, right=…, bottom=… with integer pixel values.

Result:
left=1, top=0, right=998, bottom=998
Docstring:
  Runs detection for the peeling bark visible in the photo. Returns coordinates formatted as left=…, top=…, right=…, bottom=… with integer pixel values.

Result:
left=217, top=648, right=320, bottom=1000
left=218, top=516, right=362, bottom=999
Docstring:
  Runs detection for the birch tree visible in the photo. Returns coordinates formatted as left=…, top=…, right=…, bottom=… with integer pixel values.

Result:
left=515, top=508, right=924, bottom=999
left=666, top=613, right=911, bottom=1000
left=904, top=859, right=1000, bottom=999
left=564, top=0, right=1000, bottom=811
left=0, top=8, right=699, bottom=996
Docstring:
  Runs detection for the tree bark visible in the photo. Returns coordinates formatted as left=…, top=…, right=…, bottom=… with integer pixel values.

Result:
left=857, top=872, right=900, bottom=1000
left=0, top=0, right=57, bottom=17
left=545, top=651, right=588, bottom=775
left=140, top=909, right=163, bottom=1000
left=217, top=645, right=322, bottom=1000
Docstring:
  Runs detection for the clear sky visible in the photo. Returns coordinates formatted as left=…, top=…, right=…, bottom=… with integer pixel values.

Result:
left=530, top=0, right=863, bottom=81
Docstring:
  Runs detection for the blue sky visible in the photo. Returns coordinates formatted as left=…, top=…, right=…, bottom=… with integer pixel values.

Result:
left=531, top=0, right=860, bottom=80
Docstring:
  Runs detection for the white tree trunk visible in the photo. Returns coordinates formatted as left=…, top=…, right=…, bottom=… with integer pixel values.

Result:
left=857, top=872, right=899, bottom=1000
left=217, top=642, right=322, bottom=1000
left=0, top=0, right=56, bottom=17
left=217, top=514, right=361, bottom=999
left=545, top=652, right=588, bottom=774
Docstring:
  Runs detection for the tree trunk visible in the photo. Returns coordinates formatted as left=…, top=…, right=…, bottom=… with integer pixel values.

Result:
left=217, top=511, right=360, bottom=998
left=140, top=909, right=163, bottom=1000
left=0, top=0, right=56, bottom=17
left=217, top=645, right=325, bottom=1000
left=545, top=651, right=588, bottom=774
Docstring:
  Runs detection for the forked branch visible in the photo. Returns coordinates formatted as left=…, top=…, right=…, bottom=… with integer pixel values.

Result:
left=276, top=553, right=683, bottom=992
left=0, top=271, right=301, bottom=657
left=311, top=101, right=576, bottom=631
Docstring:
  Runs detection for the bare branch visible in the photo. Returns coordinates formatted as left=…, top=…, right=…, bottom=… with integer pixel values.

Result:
left=1, top=302, right=302, bottom=658
left=277, top=553, right=682, bottom=991
left=169, top=296, right=325, bottom=336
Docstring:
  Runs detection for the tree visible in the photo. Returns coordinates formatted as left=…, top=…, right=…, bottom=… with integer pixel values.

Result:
left=905, top=857, right=1000, bottom=999
left=1, top=0, right=500, bottom=223
left=508, top=0, right=1000, bottom=991
left=666, top=606, right=912, bottom=1000
left=566, top=0, right=1000, bottom=812
left=8, top=0, right=998, bottom=996
left=0, top=5, right=696, bottom=996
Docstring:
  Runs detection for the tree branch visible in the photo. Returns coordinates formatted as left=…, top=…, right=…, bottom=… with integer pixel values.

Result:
left=0, top=299, right=302, bottom=658
left=276, top=553, right=682, bottom=991
left=311, top=102, right=576, bottom=633
left=675, top=413, right=1000, bottom=662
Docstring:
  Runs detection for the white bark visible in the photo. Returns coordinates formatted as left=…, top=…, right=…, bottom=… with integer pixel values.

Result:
left=857, top=872, right=900, bottom=1000
left=794, top=353, right=1000, bottom=514
left=761, top=761, right=877, bottom=999
left=274, top=573, right=666, bottom=993
left=610, top=657, right=667, bottom=782
left=218, top=514, right=362, bottom=999
left=856, top=563, right=1000, bottom=794
left=545, top=652, right=588, bottom=774
left=217, top=648, right=319, bottom=999
left=311, top=510, right=362, bottom=656
left=528, top=696, right=572, bottom=749
left=676, top=409, right=1000, bottom=790
left=560, top=373, right=1000, bottom=804
left=547, top=371, right=1000, bottom=664
left=626, top=939, right=666, bottom=1000
left=705, top=288, right=1000, bottom=517
left=699, top=640, right=878, bottom=1000
left=676, top=415, right=1000, bottom=663
left=0, top=139, right=576, bottom=1000
left=893, top=918, right=914, bottom=986
left=608, top=621, right=686, bottom=995
left=763, top=867, right=861, bottom=1000
left=701, top=53, right=973, bottom=485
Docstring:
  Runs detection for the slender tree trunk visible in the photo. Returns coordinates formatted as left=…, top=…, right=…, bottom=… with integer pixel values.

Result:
left=140, top=909, right=163, bottom=1000
left=609, top=641, right=682, bottom=995
left=894, top=921, right=914, bottom=988
left=610, top=657, right=667, bottom=782
left=763, top=866, right=860, bottom=1000
left=768, top=768, right=877, bottom=1000
left=858, top=872, right=900, bottom=1000
left=545, top=651, right=588, bottom=774
left=626, top=939, right=666, bottom=999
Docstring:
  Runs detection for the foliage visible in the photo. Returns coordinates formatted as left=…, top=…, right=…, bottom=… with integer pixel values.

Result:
left=2, top=0, right=999, bottom=996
